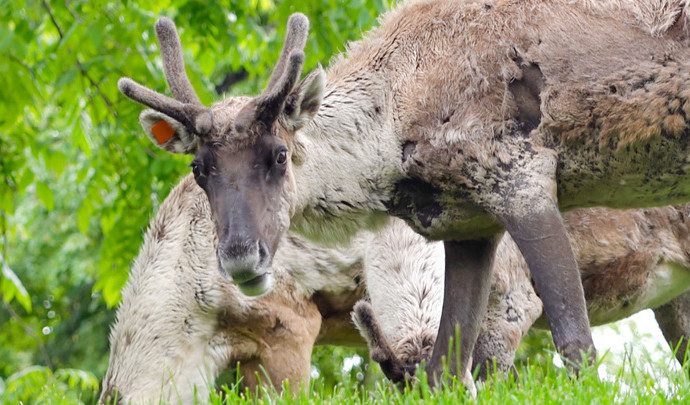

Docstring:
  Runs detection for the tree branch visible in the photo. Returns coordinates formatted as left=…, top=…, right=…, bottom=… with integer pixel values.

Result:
left=42, top=0, right=118, bottom=118
left=215, top=67, right=248, bottom=95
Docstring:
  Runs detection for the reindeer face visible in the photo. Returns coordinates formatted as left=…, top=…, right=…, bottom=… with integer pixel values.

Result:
left=191, top=133, right=290, bottom=295
left=119, top=15, right=324, bottom=296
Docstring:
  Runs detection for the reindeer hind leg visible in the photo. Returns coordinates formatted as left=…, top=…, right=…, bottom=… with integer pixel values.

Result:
left=653, top=289, right=690, bottom=371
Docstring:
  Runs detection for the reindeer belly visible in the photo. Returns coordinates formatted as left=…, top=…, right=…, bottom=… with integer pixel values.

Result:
left=556, top=134, right=690, bottom=211
left=586, top=262, right=690, bottom=326
left=386, top=177, right=503, bottom=241
left=534, top=262, right=690, bottom=329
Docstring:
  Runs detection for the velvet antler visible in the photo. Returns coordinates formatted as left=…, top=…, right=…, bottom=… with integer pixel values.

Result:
left=155, top=17, right=202, bottom=105
left=235, top=13, right=310, bottom=132
left=120, top=14, right=310, bottom=135
left=264, top=13, right=309, bottom=92
left=118, top=17, right=213, bottom=136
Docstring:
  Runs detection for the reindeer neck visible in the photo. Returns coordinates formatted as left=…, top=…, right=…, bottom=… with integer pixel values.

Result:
left=289, top=68, right=403, bottom=245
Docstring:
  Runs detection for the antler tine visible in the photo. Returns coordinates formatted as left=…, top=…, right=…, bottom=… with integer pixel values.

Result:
left=155, top=17, right=202, bottom=105
left=118, top=78, right=213, bottom=135
left=118, top=18, right=214, bottom=136
left=265, top=13, right=309, bottom=92
left=256, top=51, right=305, bottom=124
left=119, top=78, right=187, bottom=122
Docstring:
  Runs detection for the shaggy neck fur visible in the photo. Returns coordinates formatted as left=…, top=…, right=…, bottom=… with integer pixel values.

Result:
left=289, top=68, right=402, bottom=244
left=101, top=176, right=224, bottom=404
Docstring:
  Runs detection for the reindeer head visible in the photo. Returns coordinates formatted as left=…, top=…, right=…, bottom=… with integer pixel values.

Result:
left=118, top=15, right=325, bottom=296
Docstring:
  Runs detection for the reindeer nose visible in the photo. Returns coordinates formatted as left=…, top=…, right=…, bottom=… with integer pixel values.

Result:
left=217, top=239, right=272, bottom=292
left=218, top=239, right=260, bottom=275
left=219, top=238, right=259, bottom=260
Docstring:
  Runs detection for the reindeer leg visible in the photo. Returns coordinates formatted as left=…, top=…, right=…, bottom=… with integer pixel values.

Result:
left=497, top=199, right=595, bottom=370
left=426, top=238, right=498, bottom=392
left=472, top=234, right=543, bottom=380
left=473, top=324, right=519, bottom=381
left=653, top=290, right=690, bottom=370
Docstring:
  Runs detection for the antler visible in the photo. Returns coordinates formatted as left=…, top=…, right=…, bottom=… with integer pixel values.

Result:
left=265, top=13, right=309, bottom=92
left=236, top=13, right=310, bottom=131
left=155, top=17, right=202, bottom=105
left=118, top=17, right=213, bottom=136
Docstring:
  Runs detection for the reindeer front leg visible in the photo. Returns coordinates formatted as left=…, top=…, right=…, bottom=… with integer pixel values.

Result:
left=426, top=238, right=498, bottom=393
left=496, top=190, right=595, bottom=370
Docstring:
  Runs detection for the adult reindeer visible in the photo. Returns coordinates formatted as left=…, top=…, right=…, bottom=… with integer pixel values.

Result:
left=118, top=1, right=690, bottom=386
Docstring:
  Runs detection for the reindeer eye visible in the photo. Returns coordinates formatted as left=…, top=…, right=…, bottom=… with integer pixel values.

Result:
left=190, top=161, right=208, bottom=188
left=275, top=149, right=287, bottom=165
left=190, top=161, right=201, bottom=178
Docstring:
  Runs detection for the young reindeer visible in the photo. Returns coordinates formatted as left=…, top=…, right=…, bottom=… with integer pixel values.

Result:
left=355, top=204, right=690, bottom=382
left=100, top=173, right=446, bottom=404
left=118, top=1, right=690, bottom=385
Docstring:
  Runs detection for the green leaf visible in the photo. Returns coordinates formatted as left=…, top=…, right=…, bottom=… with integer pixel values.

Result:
left=54, top=368, right=99, bottom=392
left=100, top=210, right=116, bottom=235
left=0, top=186, right=12, bottom=214
left=76, top=116, right=93, bottom=157
left=45, top=150, right=67, bottom=176
left=55, top=66, right=78, bottom=89
left=84, top=23, right=105, bottom=50
left=94, top=268, right=128, bottom=308
left=35, top=182, right=54, bottom=211
left=77, top=199, right=92, bottom=234
left=1, top=254, right=32, bottom=312
left=16, top=168, right=35, bottom=193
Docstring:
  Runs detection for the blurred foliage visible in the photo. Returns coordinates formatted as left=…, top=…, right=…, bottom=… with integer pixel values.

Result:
left=515, top=328, right=555, bottom=369
left=0, top=365, right=99, bottom=404
left=0, top=0, right=389, bottom=400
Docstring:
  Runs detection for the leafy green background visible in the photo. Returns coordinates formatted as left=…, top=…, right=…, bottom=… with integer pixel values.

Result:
left=0, top=0, right=388, bottom=402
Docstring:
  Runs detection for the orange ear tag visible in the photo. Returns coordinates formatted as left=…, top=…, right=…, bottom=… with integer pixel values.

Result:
left=151, top=120, right=175, bottom=144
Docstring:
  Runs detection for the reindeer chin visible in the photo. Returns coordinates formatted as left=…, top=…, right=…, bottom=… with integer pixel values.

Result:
left=237, top=272, right=275, bottom=297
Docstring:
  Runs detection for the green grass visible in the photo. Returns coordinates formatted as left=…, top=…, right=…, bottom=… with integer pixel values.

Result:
left=202, top=353, right=689, bottom=405
left=3, top=342, right=690, bottom=404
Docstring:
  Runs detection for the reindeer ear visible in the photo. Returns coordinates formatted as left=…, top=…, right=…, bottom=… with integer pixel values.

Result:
left=281, top=67, right=325, bottom=131
left=139, top=109, right=198, bottom=154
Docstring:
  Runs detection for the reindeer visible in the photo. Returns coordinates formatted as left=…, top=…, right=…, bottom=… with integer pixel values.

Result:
left=355, top=204, right=690, bottom=382
left=117, top=0, right=690, bottom=386
left=99, top=174, right=444, bottom=404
